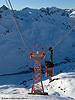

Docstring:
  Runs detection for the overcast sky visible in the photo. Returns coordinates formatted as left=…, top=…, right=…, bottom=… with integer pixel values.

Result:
left=0, top=0, right=75, bottom=10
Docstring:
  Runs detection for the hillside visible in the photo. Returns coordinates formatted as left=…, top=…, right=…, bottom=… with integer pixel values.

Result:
left=0, top=5, right=75, bottom=99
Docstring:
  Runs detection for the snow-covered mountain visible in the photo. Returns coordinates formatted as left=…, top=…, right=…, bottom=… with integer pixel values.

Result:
left=0, top=5, right=75, bottom=99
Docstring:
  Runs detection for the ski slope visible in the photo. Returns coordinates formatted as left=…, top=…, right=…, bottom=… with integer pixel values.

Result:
left=0, top=72, right=75, bottom=100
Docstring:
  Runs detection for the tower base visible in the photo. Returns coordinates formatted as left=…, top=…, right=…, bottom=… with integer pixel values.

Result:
left=28, top=92, right=48, bottom=95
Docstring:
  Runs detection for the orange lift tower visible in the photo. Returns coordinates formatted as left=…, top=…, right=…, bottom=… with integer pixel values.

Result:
left=29, top=44, right=48, bottom=95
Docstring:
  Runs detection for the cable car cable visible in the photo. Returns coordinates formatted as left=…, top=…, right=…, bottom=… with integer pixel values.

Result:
left=5, top=0, right=29, bottom=54
left=52, top=22, right=75, bottom=49
left=46, top=22, right=75, bottom=55
left=5, top=0, right=33, bottom=77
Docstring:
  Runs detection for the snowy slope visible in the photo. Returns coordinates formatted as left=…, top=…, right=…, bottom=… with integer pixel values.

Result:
left=0, top=5, right=75, bottom=99
left=0, top=72, right=75, bottom=100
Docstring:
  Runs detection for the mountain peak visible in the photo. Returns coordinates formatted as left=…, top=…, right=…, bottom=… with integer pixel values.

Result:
left=1, top=5, right=8, bottom=10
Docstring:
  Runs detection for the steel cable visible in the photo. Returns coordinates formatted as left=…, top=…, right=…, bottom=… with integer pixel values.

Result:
left=5, top=0, right=29, bottom=54
left=46, top=22, right=75, bottom=55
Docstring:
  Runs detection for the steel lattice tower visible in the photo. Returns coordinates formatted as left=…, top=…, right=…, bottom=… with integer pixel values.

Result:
left=29, top=44, right=48, bottom=95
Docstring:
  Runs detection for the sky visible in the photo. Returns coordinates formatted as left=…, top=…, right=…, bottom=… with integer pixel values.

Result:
left=0, top=0, right=75, bottom=10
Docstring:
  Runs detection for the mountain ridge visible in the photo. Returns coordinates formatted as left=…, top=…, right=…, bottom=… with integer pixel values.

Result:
left=0, top=5, right=75, bottom=75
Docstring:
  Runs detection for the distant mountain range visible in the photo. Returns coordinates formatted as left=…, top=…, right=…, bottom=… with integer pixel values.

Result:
left=0, top=5, right=75, bottom=75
